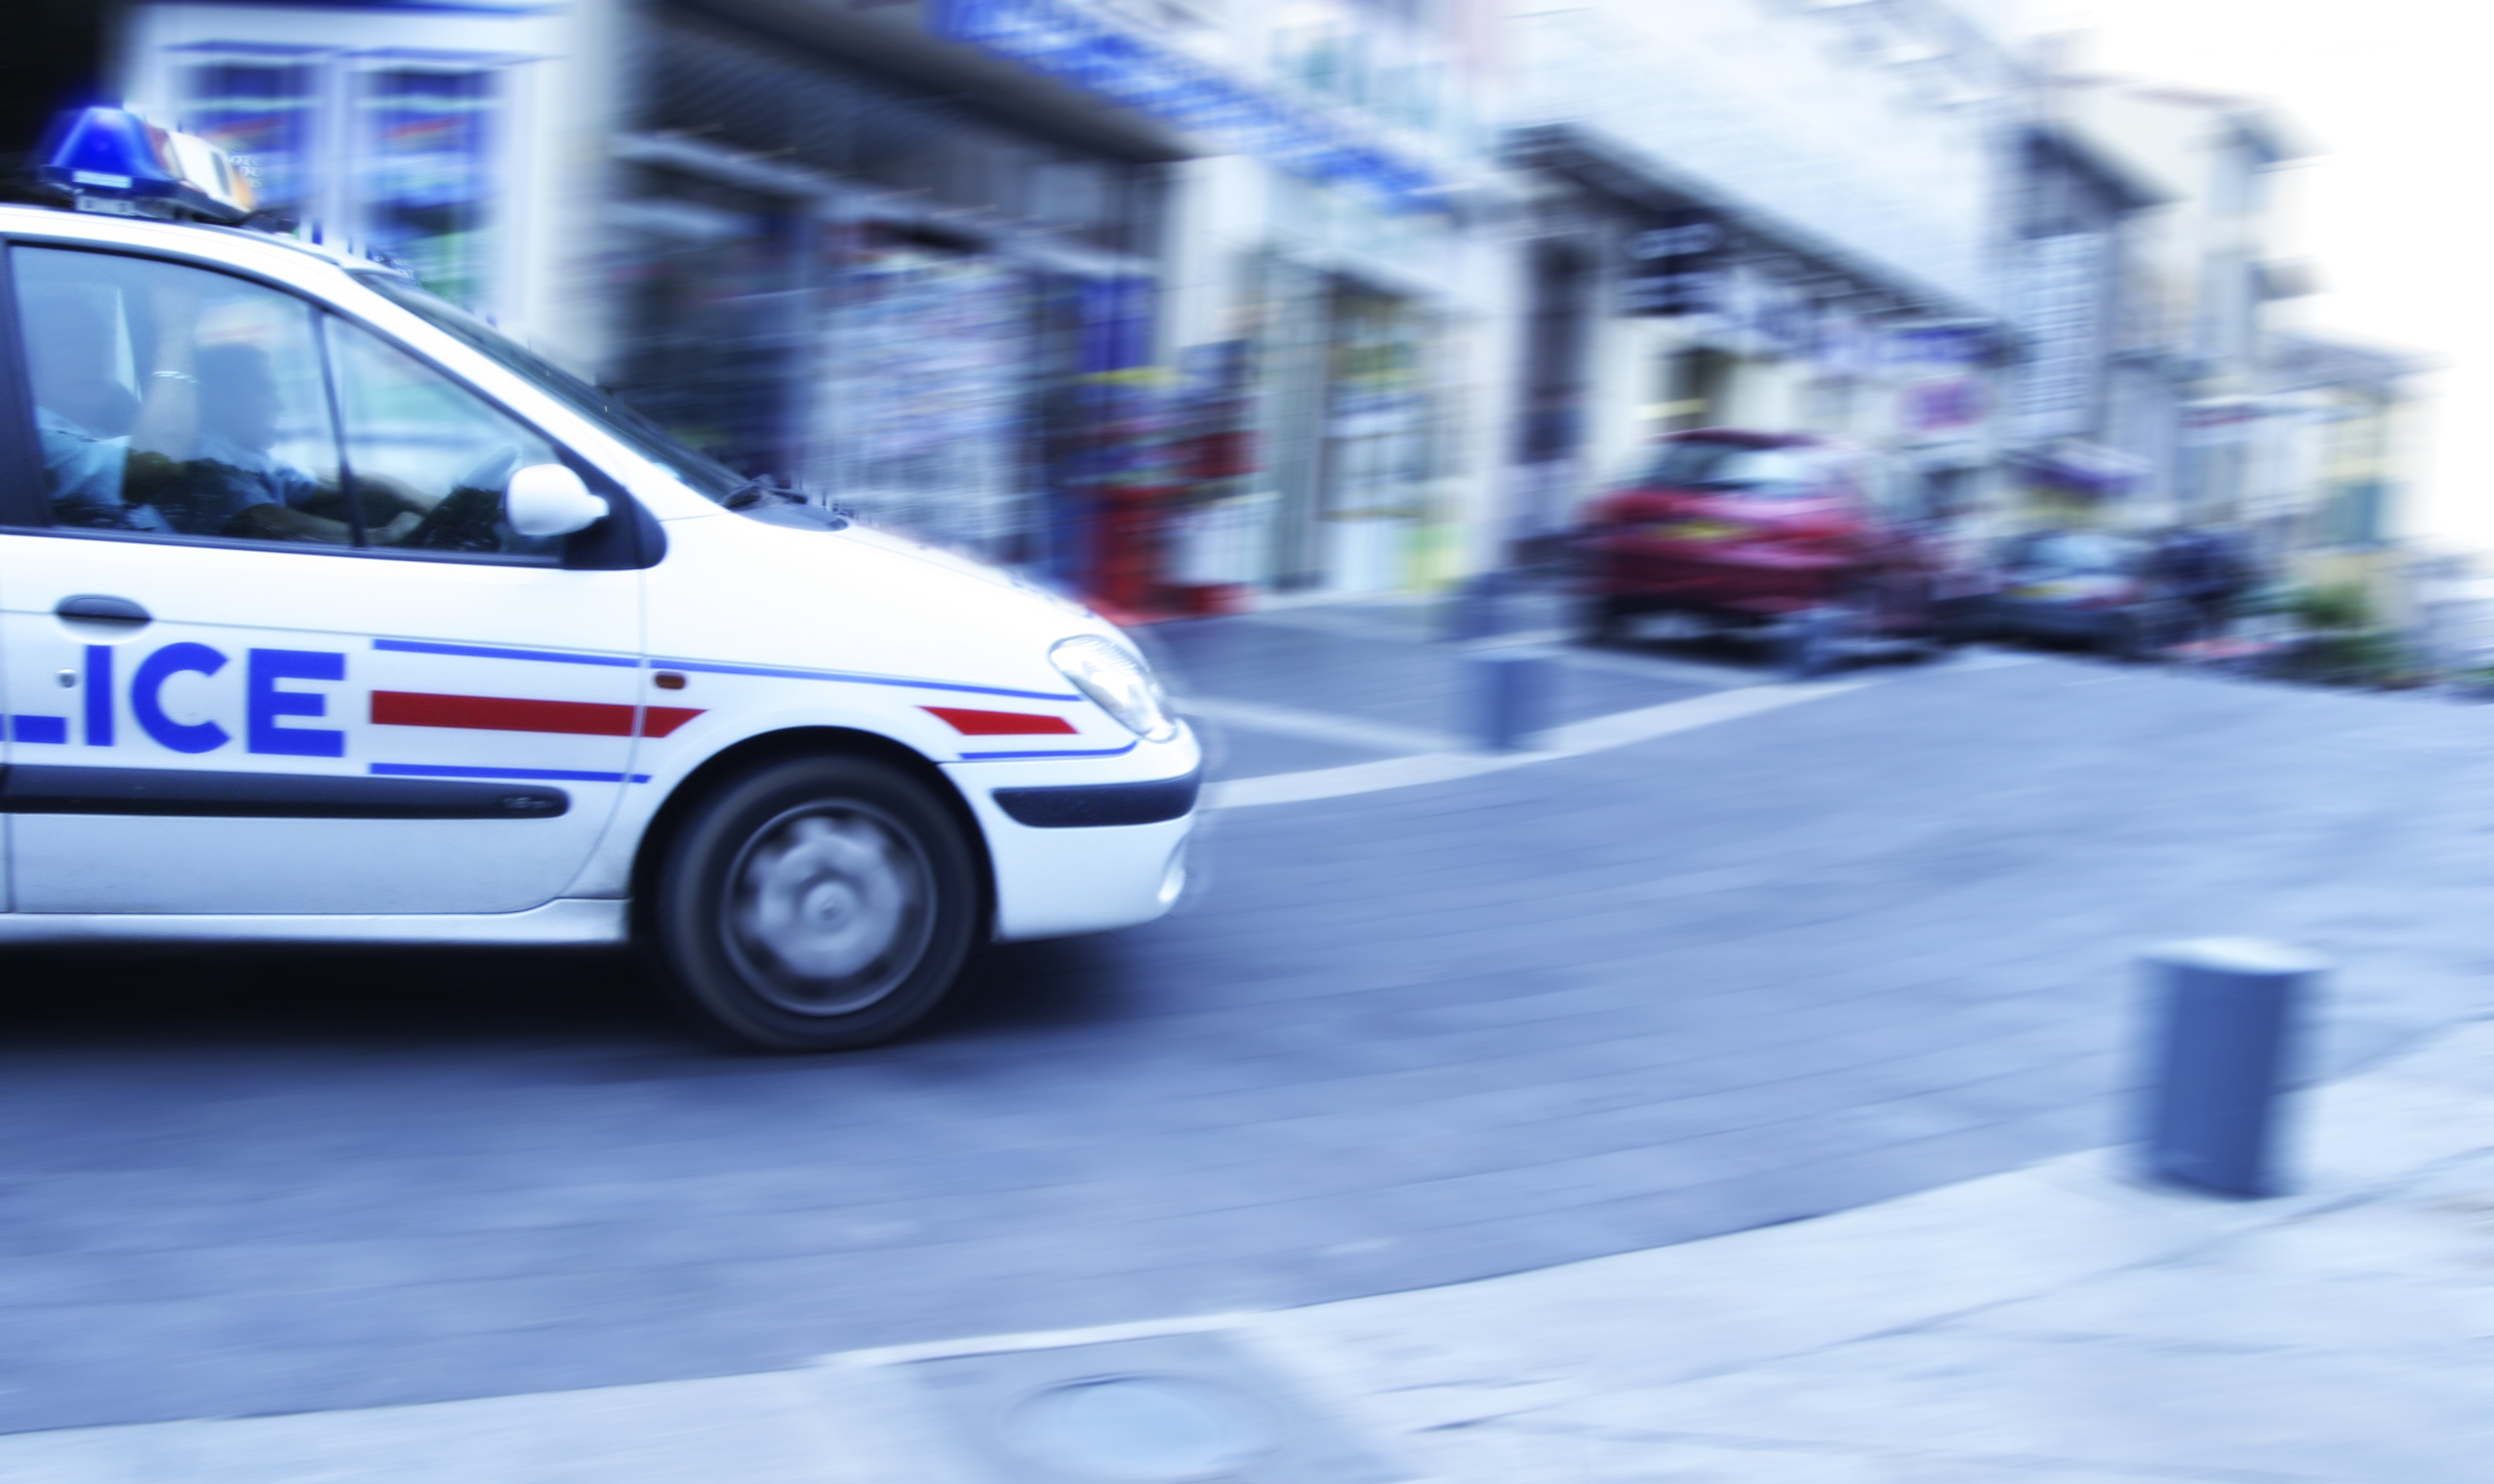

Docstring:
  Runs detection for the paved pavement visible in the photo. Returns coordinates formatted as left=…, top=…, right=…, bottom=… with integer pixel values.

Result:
left=1, top=594, right=2488, bottom=1462
left=10, top=1007, right=2488, bottom=1481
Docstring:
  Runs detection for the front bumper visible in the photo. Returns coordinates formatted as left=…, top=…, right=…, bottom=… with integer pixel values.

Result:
left=945, top=724, right=1202, bottom=942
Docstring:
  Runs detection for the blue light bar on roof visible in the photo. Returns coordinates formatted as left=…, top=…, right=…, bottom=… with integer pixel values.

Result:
left=36, top=107, right=258, bottom=225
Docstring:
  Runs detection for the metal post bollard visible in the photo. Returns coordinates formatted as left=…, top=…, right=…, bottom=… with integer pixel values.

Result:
left=1780, top=606, right=1840, bottom=680
left=1468, top=650, right=1553, bottom=753
left=1442, top=571, right=1509, bottom=643
left=2138, top=938, right=2327, bottom=1198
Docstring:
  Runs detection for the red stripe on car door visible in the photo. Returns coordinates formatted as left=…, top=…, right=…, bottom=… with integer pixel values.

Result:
left=922, top=705, right=1079, bottom=736
left=372, top=692, right=703, bottom=738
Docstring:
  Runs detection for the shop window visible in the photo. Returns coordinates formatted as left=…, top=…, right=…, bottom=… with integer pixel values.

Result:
left=168, top=50, right=512, bottom=315
left=800, top=233, right=1039, bottom=562
left=356, top=67, right=500, bottom=308
left=1322, top=287, right=1430, bottom=520
left=2327, top=481, right=2385, bottom=549
left=1804, top=377, right=1853, bottom=436
left=1663, top=348, right=1733, bottom=434
left=183, top=60, right=321, bottom=224
left=611, top=167, right=801, bottom=480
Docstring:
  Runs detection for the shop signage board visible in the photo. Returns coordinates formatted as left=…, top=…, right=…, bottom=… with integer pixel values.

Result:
left=1887, top=324, right=1989, bottom=434
left=1721, top=264, right=1811, bottom=356
left=2010, top=231, right=2108, bottom=442
left=1620, top=210, right=1723, bottom=317
left=934, top=0, right=1441, bottom=211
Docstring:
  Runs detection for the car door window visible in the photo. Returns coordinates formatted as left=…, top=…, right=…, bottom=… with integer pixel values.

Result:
left=11, top=245, right=353, bottom=546
left=322, top=315, right=561, bottom=559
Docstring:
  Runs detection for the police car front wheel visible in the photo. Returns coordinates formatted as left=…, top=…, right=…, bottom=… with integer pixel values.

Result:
left=649, top=754, right=981, bottom=1051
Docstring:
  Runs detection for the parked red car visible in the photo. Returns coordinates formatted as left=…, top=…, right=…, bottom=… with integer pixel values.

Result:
left=1573, top=430, right=1952, bottom=650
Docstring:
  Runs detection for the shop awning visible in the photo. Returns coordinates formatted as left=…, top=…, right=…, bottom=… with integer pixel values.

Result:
left=1504, top=122, right=1994, bottom=327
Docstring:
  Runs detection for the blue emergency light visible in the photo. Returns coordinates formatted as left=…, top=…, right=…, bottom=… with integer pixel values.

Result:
left=36, top=106, right=258, bottom=225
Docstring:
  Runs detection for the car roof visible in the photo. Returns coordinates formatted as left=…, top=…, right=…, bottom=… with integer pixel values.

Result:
left=0, top=203, right=382, bottom=290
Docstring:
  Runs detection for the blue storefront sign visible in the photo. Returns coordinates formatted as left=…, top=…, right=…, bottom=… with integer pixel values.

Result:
left=934, top=0, right=1442, bottom=213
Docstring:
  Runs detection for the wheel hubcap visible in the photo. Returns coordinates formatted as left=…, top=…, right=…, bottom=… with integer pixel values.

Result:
left=723, top=803, right=933, bottom=1016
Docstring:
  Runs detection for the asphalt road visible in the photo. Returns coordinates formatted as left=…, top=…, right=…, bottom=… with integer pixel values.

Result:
left=3, top=616, right=2488, bottom=1434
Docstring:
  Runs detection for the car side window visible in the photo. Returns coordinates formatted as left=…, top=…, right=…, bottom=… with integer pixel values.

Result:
left=323, top=315, right=562, bottom=559
left=11, top=245, right=353, bottom=546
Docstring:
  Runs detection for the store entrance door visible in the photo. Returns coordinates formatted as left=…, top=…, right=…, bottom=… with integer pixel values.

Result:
left=1514, top=243, right=1591, bottom=561
left=611, top=167, right=806, bottom=481
left=1315, top=286, right=1428, bottom=595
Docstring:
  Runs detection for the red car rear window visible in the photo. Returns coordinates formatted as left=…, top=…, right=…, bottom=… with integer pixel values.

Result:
left=1636, top=440, right=1837, bottom=500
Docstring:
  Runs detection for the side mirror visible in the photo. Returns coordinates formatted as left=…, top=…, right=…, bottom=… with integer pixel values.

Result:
left=505, top=463, right=608, bottom=538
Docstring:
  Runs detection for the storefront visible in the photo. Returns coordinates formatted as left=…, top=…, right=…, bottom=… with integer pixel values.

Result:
left=114, top=0, right=1175, bottom=589
left=606, top=5, right=1177, bottom=583
left=114, top=0, right=1473, bottom=605
left=617, top=0, right=1469, bottom=603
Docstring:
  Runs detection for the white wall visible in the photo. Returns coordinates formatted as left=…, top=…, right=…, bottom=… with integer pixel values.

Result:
left=1510, top=0, right=2015, bottom=317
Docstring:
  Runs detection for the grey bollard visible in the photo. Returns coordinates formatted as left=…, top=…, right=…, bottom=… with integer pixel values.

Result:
left=1442, top=572, right=1509, bottom=642
left=1780, top=606, right=1841, bottom=680
left=2138, top=938, right=2328, bottom=1198
left=1468, top=649, right=1553, bottom=752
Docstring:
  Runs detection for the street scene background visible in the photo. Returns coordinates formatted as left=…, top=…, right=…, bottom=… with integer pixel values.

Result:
left=4, top=0, right=2492, bottom=1478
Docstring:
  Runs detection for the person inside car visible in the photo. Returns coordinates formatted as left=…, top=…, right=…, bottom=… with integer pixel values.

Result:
left=125, top=342, right=425, bottom=544
left=25, top=282, right=430, bottom=545
left=20, top=292, right=170, bottom=531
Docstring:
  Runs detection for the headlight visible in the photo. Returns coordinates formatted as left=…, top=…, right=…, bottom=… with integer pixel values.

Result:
left=1051, top=635, right=1178, bottom=743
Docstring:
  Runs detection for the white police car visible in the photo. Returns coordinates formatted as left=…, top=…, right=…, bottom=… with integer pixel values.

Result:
left=0, top=110, right=1199, bottom=1050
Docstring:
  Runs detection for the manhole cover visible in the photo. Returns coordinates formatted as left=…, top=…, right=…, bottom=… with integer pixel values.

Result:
left=899, top=1330, right=1404, bottom=1482
left=1001, top=1374, right=1281, bottom=1481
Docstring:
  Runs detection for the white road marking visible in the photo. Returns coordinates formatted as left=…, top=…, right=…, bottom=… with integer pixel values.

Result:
left=1539, top=678, right=1867, bottom=752
left=1203, top=677, right=1875, bottom=810
left=1205, top=751, right=1531, bottom=810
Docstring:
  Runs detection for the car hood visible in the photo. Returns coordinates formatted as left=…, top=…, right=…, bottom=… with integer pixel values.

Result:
left=649, top=510, right=1126, bottom=693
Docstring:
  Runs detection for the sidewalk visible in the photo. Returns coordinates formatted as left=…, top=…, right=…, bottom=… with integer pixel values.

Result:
left=8, top=1013, right=2484, bottom=1482
left=1146, top=585, right=1778, bottom=787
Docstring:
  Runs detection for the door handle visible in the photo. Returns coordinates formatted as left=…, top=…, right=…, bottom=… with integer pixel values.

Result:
left=55, top=594, right=152, bottom=626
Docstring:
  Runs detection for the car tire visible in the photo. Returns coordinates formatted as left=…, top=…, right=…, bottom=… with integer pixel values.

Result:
left=2106, top=612, right=2152, bottom=663
left=1939, top=605, right=1994, bottom=646
left=645, top=752, right=982, bottom=1052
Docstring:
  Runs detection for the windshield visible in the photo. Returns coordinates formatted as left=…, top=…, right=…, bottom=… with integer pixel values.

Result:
left=353, top=272, right=749, bottom=503
left=1636, top=440, right=1828, bottom=499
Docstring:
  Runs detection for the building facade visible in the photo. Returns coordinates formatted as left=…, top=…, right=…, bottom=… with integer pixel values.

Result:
left=101, top=0, right=2438, bottom=622
left=1495, top=0, right=2027, bottom=567
left=113, top=0, right=1493, bottom=606
left=2259, top=330, right=2423, bottom=623
left=2022, top=67, right=2311, bottom=544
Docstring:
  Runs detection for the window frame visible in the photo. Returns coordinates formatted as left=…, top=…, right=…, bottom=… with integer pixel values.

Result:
left=0, top=235, right=653, bottom=571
